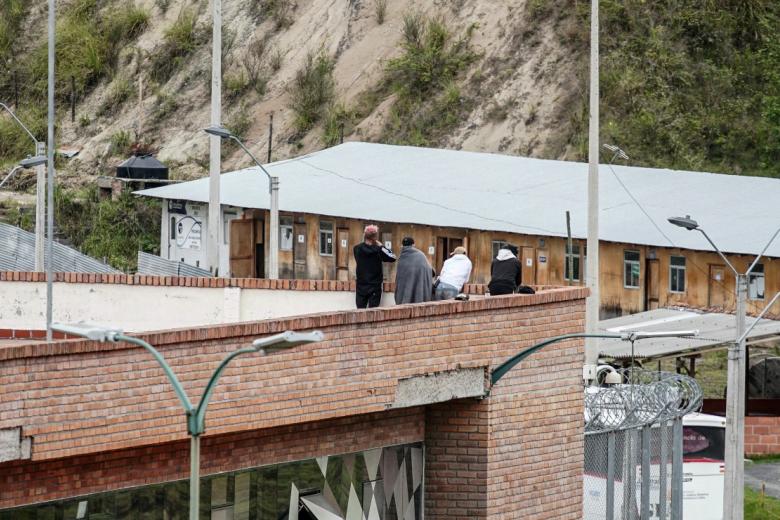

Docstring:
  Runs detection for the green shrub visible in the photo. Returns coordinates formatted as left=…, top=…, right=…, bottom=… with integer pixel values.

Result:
left=221, top=105, right=252, bottom=160
left=97, top=76, right=133, bottom=117
left=380, top=14, right=476, bottom=145
left=374, top=0, right=387, bottom=25
left=55, top=186, right=160, bottom=272
left=322, top=103, right=354, bottom=146
left=149, top=9, right=206, bottom=84
left=288, top=51, right=335, bottom=133
left=224, top=70, right=251, bottom=100
left=152, top=90, right=179, bottom=123
left=109, top=130, right=133, bottom=157
left=251, top=0, right=294, bottom=30
left=0, top=105, right=45, bottom=160
left=269, top=47, right=284, bottom=72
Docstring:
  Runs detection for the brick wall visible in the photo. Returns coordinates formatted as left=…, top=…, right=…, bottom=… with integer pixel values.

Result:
left=1, top=287, right=587, bottom=516
left=745, top=416, right=780, bottom=455
left=0, top=408, right=424, bottom=509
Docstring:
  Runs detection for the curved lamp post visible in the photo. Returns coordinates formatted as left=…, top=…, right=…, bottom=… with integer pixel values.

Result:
left=492, top=330, right=699, bottom=385
left=668, top=214, right=780, bottom=520
left=0, top=155, right=48, bottom=190
left=52, top=322, right=323, bottom=520
left=0, top=103, right=46, bottom=272
left=203, top=125, right=279, bottom=280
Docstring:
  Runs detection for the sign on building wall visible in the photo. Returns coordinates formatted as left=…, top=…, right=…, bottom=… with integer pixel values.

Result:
left=176, top=215, right=203, bottom=250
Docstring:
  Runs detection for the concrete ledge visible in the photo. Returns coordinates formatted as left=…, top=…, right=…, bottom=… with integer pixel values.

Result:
left=391, top=367, right=488, bottom=408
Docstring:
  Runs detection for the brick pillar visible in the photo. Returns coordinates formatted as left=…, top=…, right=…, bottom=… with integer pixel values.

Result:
left=425, top=399, right=489, bottom=519
left=425, top=338, right=584, bottom=519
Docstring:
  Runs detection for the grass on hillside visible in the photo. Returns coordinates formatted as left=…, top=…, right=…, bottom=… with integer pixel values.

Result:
left=746, top=486, right=780, bottom=519
left=566, top=0, right=780, bottom=177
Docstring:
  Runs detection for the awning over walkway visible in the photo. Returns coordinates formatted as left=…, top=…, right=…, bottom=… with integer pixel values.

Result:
left=597, top=308, right=780, bottom=361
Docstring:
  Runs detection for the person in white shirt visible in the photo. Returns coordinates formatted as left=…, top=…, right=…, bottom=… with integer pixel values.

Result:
left=434, top=246, right=472, bottom=300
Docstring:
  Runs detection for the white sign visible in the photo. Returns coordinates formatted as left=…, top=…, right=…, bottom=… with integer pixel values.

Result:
left=526, top=258, right=533, bottom=267
left=298, top=234, right=305, bottom=243
left=428, top=246, right=435, bottom=255
left=385, top=241, right=392, bottom=249
left=175, top=216, right=202, bottom=250
left=341, top=239, right=347, bottom=247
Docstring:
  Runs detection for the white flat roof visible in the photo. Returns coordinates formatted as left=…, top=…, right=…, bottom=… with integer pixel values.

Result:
left=597, top=308, right=780, bottom=360
left=136, top=142, right=780, bottom=257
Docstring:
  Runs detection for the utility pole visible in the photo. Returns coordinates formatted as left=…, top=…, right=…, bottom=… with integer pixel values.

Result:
left=566, top=211, right=573, bottom=286
left=267, top=113, right=273, bottom=163
left=207, top=0, right=222, bottom=278
left=584, top=0, right=600, bottom=381
left=45, top=0, right=55, bottom=341
left=668, top=216, right=780, bottom=520
left=35, top=141, right=45, bottom=272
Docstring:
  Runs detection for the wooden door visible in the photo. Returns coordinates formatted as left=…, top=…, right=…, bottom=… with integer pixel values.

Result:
left=293, top=222, right=307, bottom=279
left=645, top=259, right=660, bottom=310
left=229, top=219, right=255, bottom=278
left=536, top=249, right=549, bottom=285
left=521, top=247, right=535, bottom=285
left=336, top=228, right=349, bottom=281
left=435, top=237, right=463, bottom=273
left=709, top=265, right=727, bottom=308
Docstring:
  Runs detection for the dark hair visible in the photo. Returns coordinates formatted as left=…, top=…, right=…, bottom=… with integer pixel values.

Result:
left=507, top=244, right=519, bottom=256
left=402, top=236, right=415, bottom=246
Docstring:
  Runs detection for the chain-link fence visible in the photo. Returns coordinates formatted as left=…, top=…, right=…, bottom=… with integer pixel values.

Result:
left=583, top=369, right=703, bottom=520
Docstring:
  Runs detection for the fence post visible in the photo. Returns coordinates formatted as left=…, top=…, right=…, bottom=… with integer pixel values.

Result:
left=659, top=421, right=669, bottom=520
left=607, top=431, right=616, bottom=520
left=641, top=426, right=651, bottom=519
left=671, top=418, right=683, bottom=519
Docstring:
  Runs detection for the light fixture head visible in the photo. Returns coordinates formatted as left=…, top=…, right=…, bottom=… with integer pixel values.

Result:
left=603, top=370, right=623, bottom=385
left=203, top=125, right=234, bottom=139
left=667, top=215, right=699, bottom=231
left=51, top=322, right=123, bottom=342
left=252, top=330, right=324, bottom=355
left=19, top=155, right=48, bottom=168
left=602, top=143, right=630, bottom=161
left=620, top=329, right=699, bottom=341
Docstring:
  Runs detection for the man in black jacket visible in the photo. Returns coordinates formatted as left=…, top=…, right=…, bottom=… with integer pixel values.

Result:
left=354, top=225, right=396, bottom=308
left=488, top=244, right=522, bottom=296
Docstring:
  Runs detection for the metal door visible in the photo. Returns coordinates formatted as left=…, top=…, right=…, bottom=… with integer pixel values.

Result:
left=708, top=265, right=727, bottom=308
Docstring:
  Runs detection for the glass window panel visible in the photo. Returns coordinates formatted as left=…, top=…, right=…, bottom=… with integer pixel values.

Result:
left=749, top=263, right=765, bottom=300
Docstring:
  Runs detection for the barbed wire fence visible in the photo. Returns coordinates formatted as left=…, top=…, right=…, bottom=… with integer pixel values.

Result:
left=584, top=368, right=704, bottom=520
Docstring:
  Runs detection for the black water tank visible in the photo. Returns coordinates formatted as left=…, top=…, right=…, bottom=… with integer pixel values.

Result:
left=116, top=154, right=169, bottom=180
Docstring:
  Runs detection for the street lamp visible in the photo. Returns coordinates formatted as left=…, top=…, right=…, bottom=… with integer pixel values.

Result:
left=0, top=155, right=49, bottom=190
left=1, top=103, right=47, bottom=272
left=204, top=125, right=279, bottom=279
left=669, top=215, right=780, bottom=520
left=52, top=322, right=323, bottom=520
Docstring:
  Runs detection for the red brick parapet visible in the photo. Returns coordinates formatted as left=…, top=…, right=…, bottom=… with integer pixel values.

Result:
left=0, top=270, right=562, bottom=295
left=0, top=286, right=588, bottom=361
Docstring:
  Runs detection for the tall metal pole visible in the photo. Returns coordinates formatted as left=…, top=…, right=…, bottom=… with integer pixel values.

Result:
left=35, top=141, right=45, bottom=272
left=724, top=274, right=747, bottom=519
left=269, top=177, right=279, bottom=279
left=566, top=210, right=573, bottom=286
left=45, top=0, right=55, bottom=341
left=207, top=0, right=222, bottom=276
left=189, top=434, right=200, bottom=520
left=584, top=0, right=600, bottom=377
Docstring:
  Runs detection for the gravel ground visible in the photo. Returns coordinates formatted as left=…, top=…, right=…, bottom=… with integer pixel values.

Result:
left=745, top=461, right=780, bottom=499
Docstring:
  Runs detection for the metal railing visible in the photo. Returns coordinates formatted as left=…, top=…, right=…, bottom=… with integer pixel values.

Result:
left=137, top=251, right=212, bottom=277
left=584, top=369, right=703, bottom=520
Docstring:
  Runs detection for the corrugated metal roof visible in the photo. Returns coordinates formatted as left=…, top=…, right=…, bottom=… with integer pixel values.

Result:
left=597, top=308, right=780, bottom=360
left=135, top=142, right=780, bottom=257
left=0, top=222, right=120, bottom=273
left=137, top=251, right=212, bottom=277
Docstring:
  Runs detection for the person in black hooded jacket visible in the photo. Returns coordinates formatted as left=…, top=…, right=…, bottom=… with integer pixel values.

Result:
left=488, top=244, right=522, bottom=295
left=354, top=224, right=396, bottom=308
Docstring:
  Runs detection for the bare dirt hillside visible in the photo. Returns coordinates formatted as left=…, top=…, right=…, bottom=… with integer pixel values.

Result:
left=7, top=0, right=587, bottom=182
